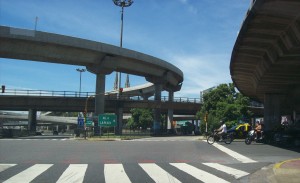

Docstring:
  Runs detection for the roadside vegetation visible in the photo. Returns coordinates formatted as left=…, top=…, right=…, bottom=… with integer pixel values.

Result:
left=196, top=83, right=253, bottom=133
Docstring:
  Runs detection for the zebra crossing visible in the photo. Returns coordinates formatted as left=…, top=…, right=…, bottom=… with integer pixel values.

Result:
left=129, top=139, right=194, bottom=142
left=0, top=138, right=71, bottom=141
left=0, top=162, right=250, bottom=183
left=128, top=137, right=199, bottom=142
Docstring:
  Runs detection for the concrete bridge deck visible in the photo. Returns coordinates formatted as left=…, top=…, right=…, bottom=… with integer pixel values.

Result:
left=230, top=0, right=300, bottom=130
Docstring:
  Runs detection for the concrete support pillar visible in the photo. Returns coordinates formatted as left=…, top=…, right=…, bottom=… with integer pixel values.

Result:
left=195, top=119, right=200, bottom=134
left=28, top=109, right=37, bottom=134
left=94, top=73, right=105, bottom=135
left=95, top=73, right=105, bottom=115
left=116, top=105, right=123, bottom=135
left=167, top=91, right=174, bottom=134
left=264, top=94, right=283, bottom=131
left=153, top=83, right=162, bottom=134
left=293, top=110, right=297, bottom=124
left=192, top=120, right=195, bottom=134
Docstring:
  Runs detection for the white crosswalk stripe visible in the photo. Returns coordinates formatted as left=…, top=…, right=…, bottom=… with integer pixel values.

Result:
left=203, top=140, right=257, bottom=163
left=170, top=163, right=230, bottom=183
left=0, top=164, right=16, bottom=173
left=104, top=164, right=131, bottom=183
left=3, top=164, right=53, bottom=183
left=56, top=164, right=87, bottom=183
left=203, top=163, right=249, bottom=179
left=139, top=163, right=181, bottom=183
left=0, top=162, right=251, bottom=183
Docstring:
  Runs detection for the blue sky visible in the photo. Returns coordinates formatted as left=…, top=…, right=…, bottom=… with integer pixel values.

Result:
left=0, top=0, right=250, bottom=98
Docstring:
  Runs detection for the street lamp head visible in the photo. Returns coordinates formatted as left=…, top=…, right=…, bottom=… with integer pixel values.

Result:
left=76, top=68, right=86, bottom=72
left=112, top=0, right=133, bottom=7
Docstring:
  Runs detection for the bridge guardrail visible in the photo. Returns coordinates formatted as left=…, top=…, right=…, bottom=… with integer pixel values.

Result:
left=1, top=89, right=202, bottom=104
left=1, top=89, right=94, bottom=97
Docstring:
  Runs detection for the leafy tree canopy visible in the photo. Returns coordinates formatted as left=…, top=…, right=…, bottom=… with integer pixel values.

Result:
left=127, top=108, right=153, bottom=130
left=196, top=83, right=252, bottom=132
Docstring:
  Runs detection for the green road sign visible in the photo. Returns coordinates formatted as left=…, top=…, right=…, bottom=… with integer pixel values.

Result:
left=98, top=114, right=117, bottom=127
left=85, top=117, right=94, bottom=126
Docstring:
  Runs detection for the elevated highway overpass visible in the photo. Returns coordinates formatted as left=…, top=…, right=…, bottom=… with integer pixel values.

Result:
left=0, top=25, right=184, bottom=134
left=0, top=89, right=201, bottom=134
left=0, top=89, right=264, bottom=125
left=0, top=92, right=200, bottom=115
left=230, top=0, right=300, bottom=130
left=0, top=25, right=183, bottom=91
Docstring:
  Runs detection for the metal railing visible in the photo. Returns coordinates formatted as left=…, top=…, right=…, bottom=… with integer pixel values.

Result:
left=0, top=89, right=94, bottom=97
left=1, top=89, right=201, bottom=103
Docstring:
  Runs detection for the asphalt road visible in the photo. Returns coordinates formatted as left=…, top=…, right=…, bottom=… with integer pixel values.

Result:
left=0, top=136, right=299, bottom=182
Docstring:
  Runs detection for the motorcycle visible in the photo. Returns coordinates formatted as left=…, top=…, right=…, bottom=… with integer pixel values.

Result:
left=207, top=131, right=233, bottom=145
left=245, top=130, right=264, bottom=145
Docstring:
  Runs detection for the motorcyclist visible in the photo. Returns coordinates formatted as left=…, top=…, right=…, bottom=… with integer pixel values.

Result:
left=254, top=121, right=262, bottom=139
left=215, top=120, right=227, bottom=140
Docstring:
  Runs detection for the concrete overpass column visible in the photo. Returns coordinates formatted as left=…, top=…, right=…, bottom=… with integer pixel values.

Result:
left=153, top=82, right=162, bottom=134
left=94, top=73, right=106, bottom=135
left=28, top=109, right=37, bottom=134
left=293, top=110, right=297, bottom=124
left=116, top=103, right=123, bottom=135
left=264, top=94, right=283, bottom=131
left=167, top=91, right=174, bottom=134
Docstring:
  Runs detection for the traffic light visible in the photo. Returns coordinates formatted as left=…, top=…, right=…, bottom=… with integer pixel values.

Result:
left=119, top=88, right=123, bottom=95
left=1, top=85, right=5, bottom=93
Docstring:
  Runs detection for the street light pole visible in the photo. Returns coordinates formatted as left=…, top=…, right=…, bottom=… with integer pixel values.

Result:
left=112, top=0, right=133, bottom=95
left=76, top=68, right=86, bottom=97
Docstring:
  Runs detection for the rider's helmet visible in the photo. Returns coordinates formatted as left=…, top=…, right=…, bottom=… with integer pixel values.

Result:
left=220, top=120, right=224, bottom=124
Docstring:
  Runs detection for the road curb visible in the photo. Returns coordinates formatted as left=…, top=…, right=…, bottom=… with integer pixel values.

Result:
left=272, top=158, right=300, bottom=183
left=273, top=158, right=300, bottom=173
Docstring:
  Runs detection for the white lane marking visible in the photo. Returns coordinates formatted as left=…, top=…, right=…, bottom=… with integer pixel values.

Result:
left=0, top=164, right=16, bottom=173
left=203, top=163, right=249, bottom=179
left=203, top=140, right=257, bottom=163
left=170, top=163, right=230, bottom=183
left=3, top=164, right=53, bottom=183
left=104, top=164, right=131, bottom=183
left=139, top=163, right=181, bottom=183
left=56, top=164, right=87, bottom=183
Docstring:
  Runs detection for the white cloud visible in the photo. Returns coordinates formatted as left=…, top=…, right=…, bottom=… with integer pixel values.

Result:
left=178, top=0, right=198, bottom=15
left=169, top=53, right=232, bottom=98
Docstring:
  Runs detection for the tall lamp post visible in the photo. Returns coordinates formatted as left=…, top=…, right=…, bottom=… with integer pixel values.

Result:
left=112, top=0, right=133, bottom=95
left=76, top=68, right=86, bottom=97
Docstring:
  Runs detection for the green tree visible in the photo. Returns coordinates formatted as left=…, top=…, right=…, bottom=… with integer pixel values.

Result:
left=127, top=108, right=153, bottom=130
left=197, top=83, right=252, bottom=133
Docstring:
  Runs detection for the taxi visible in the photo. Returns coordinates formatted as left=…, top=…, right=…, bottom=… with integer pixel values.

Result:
left=227, top=123, right=252, bottom=138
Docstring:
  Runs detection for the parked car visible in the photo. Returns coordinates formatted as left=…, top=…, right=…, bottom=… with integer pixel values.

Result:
left=227, top=123, right=252, bottom=139
left=35, top=131, right=43, bottom=136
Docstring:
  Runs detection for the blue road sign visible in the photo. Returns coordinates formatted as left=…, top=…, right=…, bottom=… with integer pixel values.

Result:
left=77, top=117, right=84, bottom=127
